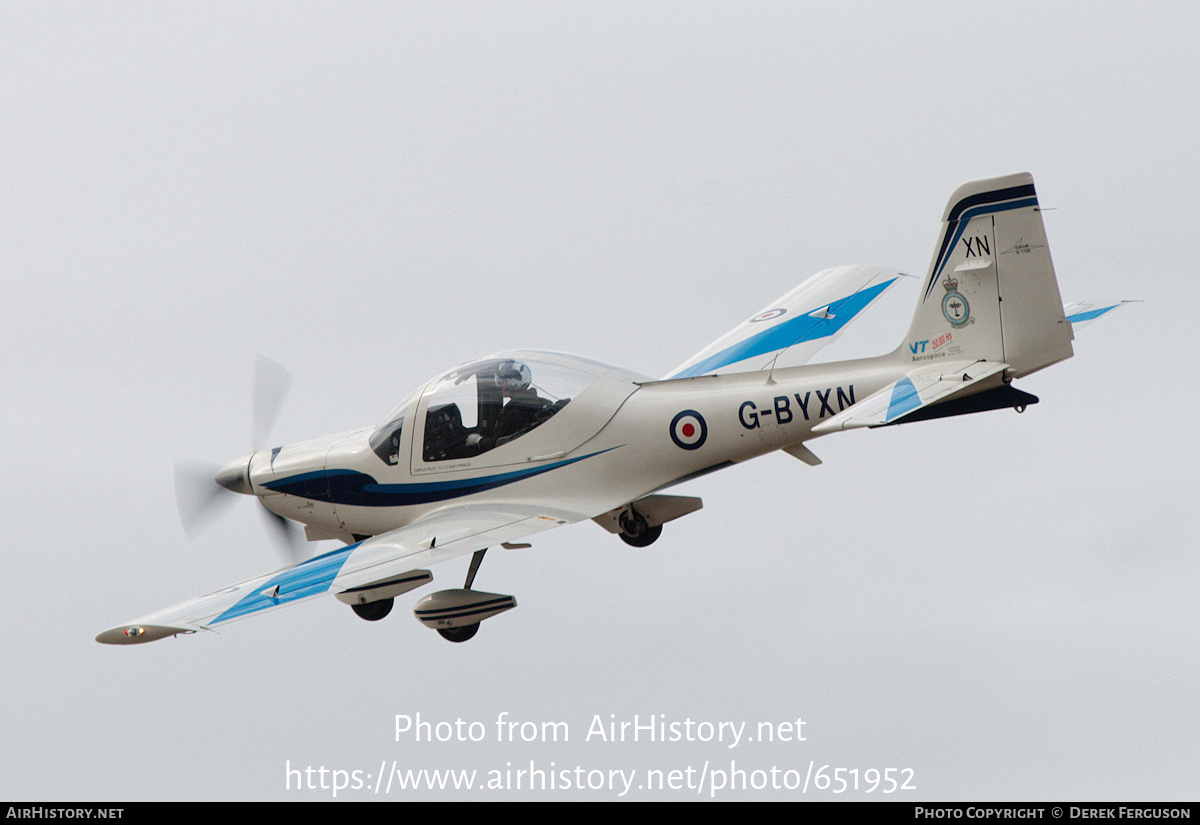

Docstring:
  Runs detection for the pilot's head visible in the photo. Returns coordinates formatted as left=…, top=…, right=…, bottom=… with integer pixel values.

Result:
left=494, top=360, right=531, bottom=395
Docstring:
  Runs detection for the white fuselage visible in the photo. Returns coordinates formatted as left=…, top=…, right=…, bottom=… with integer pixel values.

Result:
left=245, top=350, right=908, bottom=545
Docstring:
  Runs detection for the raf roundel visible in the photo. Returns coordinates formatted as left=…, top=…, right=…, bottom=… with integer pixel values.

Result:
left=670, top=410, right=708, bottom=450
left=750, top=308, right=787, bottom=323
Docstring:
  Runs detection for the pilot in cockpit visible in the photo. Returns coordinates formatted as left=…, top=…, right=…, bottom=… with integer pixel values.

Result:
left=466, top=359, right=553, bottom=452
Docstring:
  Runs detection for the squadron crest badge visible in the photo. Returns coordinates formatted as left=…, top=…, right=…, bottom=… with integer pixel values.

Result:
left=941, top=277, right=971, bottom=328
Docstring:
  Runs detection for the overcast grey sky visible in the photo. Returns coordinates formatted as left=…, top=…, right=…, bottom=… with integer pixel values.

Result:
left=3, top=2, right=1196, bottom=801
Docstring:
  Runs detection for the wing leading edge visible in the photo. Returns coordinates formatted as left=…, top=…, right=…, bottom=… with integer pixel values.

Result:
left=96, top=503, right=588, bottom=645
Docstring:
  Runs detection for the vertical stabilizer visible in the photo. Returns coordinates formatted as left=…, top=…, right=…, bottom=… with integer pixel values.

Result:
left=901, top=173, right=1074, bottom=377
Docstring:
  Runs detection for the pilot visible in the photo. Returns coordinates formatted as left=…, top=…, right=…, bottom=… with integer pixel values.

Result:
left=493, top=360, right=552, bottom=440
left=466, top=359, right=552, bottom=452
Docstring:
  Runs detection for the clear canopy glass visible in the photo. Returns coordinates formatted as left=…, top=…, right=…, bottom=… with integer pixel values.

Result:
left=370, top=352, right=620, bottom=466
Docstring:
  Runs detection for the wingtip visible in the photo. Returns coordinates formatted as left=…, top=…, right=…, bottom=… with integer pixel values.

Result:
left=95, top=624, right=194, bottom=645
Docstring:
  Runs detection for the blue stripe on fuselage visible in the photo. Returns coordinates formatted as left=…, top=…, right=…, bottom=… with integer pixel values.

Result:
left=261, top=448, right=617, bottom=508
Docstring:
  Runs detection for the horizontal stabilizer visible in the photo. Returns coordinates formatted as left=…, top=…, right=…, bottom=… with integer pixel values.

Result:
left=812, top=360, right=1008, bottom=433
left=879, top=384, right=1038, bottom=425
left=1063, top=300, right=1136, bottom=331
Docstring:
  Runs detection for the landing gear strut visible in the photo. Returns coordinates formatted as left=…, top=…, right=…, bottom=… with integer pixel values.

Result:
left=464, top=547, right=486, bottom=590
left=437, top=549, right=488, bottom=642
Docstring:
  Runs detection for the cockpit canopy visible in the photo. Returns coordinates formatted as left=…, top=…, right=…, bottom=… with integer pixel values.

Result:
left=370, top=352, right=646, bottom=469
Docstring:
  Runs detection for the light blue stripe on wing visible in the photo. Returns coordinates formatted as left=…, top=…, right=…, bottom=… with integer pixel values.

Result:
left=211, top=544, right=358, bottom=624
left=669, top=278, right=895, bottom=379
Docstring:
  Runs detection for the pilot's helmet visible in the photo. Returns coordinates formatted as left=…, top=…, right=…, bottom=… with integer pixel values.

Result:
left=495, top=359, right=531, bottom=393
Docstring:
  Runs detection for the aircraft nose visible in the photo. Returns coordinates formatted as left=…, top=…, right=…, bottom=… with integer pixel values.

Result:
left=215, top=454, right=254, bottom=495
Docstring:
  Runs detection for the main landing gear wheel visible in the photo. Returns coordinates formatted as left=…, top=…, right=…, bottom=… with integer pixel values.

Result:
left=437, top=624, right=480, bottom=643
left=351, top=597, right=394, bottom=621
left=414, top=551, right=515, bottom=643
left=618, top=509, right=662, bottom=547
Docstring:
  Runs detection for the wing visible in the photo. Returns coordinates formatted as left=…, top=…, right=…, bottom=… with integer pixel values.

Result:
left=96, top=503, right=586, bottom=644
left=664, top=265, right=908, bottom=379
left=1063, top=300, right=1136, bottom=331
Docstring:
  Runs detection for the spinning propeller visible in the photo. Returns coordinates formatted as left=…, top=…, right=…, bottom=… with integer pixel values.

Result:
left=173, top=355, right=305, bottom=561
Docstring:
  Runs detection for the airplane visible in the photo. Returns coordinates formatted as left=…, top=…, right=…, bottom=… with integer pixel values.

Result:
left=97, top=172, right=1129, bottom=645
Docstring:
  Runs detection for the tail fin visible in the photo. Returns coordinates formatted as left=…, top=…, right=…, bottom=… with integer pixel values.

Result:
left=900, top=173, right=1074, bottom=378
